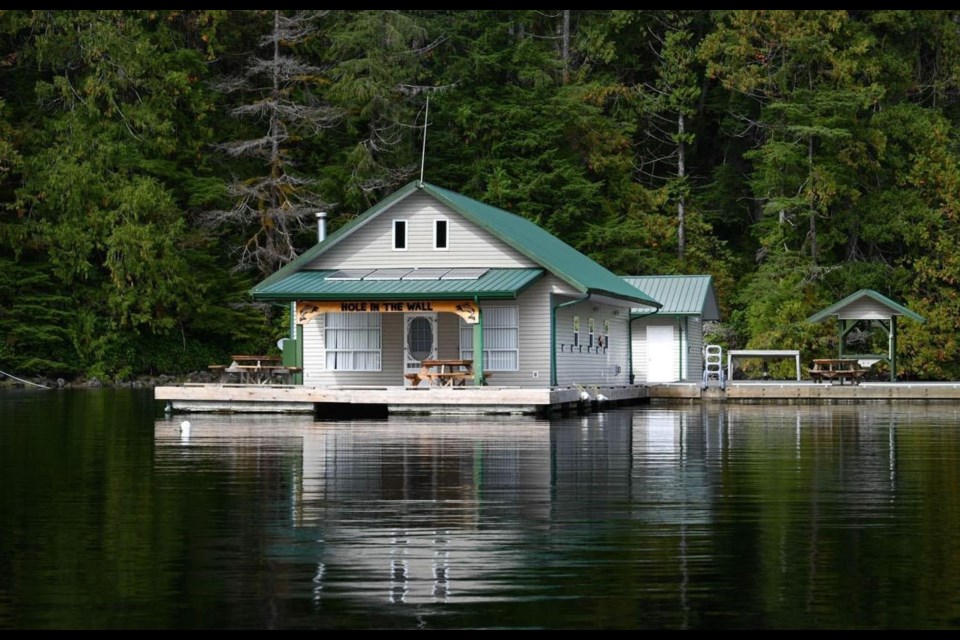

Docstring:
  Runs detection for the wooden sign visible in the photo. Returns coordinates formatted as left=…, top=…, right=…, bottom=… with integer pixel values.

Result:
left=297, top=300, right=479, bottom=324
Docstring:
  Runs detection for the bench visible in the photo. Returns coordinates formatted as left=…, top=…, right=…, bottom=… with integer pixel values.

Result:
left=809, top=359, right=869, bottom=385
left=404, top=370, right=493, bottom=387
left=808, top=368, right=869, bottom=385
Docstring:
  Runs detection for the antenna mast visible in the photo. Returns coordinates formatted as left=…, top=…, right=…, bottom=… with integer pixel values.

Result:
left=419, top=95, right=429, bottom=187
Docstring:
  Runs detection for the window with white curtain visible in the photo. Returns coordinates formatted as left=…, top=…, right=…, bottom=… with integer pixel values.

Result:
left=325, top=312, right=381, bottom=371
left=459, top=306, right=519, bottom=371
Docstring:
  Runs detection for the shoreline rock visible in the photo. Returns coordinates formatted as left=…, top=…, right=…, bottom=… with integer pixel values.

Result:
left=1, top=370, right=218, bottom=390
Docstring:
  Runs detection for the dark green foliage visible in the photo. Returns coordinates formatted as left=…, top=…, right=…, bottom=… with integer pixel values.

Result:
left=1, top=10, right=960, bottom=380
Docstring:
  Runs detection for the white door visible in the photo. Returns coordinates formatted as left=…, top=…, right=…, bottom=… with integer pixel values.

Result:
left=646, top=325, right=677, bottom=383
left=404, top=313, right=437, bottom=386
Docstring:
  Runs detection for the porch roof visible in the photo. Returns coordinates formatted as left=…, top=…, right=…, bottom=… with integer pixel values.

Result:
left=251, top=267, right=545, bottom=302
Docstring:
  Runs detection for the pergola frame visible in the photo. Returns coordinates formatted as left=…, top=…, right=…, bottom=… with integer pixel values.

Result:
left=807, top=289, right=925, bottom=382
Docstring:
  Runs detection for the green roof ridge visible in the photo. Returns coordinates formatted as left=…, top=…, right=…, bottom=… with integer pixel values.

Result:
left=253, top=181, right=660, bottom=308
left=806, top=289, right=925, bottom=324
left=420, top=183, right=659, bottom=306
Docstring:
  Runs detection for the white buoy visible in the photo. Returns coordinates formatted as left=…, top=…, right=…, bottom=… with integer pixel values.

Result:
left=180, top=420, right=191, bottom=433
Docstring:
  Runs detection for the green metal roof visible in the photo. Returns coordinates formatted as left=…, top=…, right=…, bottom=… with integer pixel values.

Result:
left=252, top=181, right=661, bottom=308
left=252, top=268, right=545, bottom=302
left=806, top=289, right=925, bottom=324
left=622, top=275, right=720, bottom=319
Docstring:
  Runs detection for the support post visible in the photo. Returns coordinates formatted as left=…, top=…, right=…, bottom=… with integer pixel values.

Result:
left=889, top=315, right=897, bottom=382
left=472, top=302, right=485, bottom=386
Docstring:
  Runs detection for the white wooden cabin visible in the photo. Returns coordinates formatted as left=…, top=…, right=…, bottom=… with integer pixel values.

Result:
left=252, top=181, right=661, bottom=389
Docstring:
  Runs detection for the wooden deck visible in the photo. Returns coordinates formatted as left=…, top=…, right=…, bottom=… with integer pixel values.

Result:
left=156, top=380, right=960, bottom=416
left=155, top=383, right=648, bottom=416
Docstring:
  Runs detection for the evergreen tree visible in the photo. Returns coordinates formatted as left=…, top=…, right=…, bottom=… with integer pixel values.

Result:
left=203, top=10, right=342, bottom=277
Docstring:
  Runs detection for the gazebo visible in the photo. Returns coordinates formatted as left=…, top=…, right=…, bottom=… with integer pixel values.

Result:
left=806, top=289, right=925, bottom=382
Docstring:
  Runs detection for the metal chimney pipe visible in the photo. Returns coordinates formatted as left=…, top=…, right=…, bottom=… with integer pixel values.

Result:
left=316, top=211, right=327, bottom=243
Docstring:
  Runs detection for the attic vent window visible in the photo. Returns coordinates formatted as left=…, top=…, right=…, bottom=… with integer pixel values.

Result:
left=435, top=219, right=448, bottom=250
left=393, top=219, right=407, bottom=250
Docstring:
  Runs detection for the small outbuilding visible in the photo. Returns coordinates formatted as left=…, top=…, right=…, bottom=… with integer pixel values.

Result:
left=806, top=289, right=925, bottom=382
left=622, top=275, right=720, bottom=383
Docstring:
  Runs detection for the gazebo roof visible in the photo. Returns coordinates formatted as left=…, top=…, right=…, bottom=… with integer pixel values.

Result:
left=806, top=289, right=925, bottom=324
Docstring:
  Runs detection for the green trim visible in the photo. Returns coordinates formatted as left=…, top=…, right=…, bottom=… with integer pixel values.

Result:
left=252, top=181, right=661, bottom=308
left=807, top=289, right=925, bottom=324
left=623, top=275, right=718, bottom=319
left=252, top=268, right=544, bottom=302
left=890, top=316, right=898, bottom=382
left=295, top=323, right=303, bottom=385
left=423, top=183, right=660, bottom=307
left=473, top=298, right=484, bottom=386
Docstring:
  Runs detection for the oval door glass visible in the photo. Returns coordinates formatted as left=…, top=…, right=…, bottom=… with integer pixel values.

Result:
left=406, top=316, right=433, bottom=361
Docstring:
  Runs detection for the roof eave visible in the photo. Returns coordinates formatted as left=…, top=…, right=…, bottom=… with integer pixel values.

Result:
left=252, top=290, right=528, bottom=303
left=421, top=184, right=660, bottom=304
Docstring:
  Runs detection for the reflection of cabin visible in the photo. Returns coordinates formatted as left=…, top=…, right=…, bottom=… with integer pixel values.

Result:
left=251, top=181, right=661, bottom=388
left=622, top=276, right=720, bottom=383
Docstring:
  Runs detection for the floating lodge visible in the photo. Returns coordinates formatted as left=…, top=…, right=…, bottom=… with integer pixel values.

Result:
left=155, top=181, right=950, bottom=417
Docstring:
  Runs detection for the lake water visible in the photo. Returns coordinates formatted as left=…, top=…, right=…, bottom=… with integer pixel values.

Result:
left=2, top=388, right=960, bottom=629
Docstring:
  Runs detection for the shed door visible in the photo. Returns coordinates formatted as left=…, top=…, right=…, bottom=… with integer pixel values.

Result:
left=646, top=325, right=677, bottom=383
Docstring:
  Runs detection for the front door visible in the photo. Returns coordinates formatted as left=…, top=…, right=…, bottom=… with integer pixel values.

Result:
left=646, top=324, right=677, bottom=383
left=404, top=313, right=437, bottom=386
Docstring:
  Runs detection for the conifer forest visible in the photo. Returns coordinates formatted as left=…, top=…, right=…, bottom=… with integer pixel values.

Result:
left=2, top=10, right=960, bottom=381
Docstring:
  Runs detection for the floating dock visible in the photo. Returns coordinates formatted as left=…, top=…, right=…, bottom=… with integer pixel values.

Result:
left=155, top=383, right=648, bottom=416
left=155, top=380, right=960, bottom=417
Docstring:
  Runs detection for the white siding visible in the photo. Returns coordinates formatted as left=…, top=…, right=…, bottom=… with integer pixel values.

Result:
left=554, top=296, right=632, bottom=387
left=631, top=316, right=676, bottom=383
left=308, top=191, right=537, bottom=269
left=631, top=315, right=705, bottom=382
left=686, top=316, right=704, bottom=381
left=436, top=312, right=461, bottom=360
left=836, top=298, right=896, bottom=321
left=302, top=313, right=404, bottom=386
left=456, top=276, right=557, bottom=388
left=298, top=272, right=639, bottom=388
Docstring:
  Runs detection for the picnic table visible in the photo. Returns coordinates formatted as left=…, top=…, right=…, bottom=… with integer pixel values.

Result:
left=809, top=358, right=869, bottom=385
left=208, top=355, right=300, bottom=385
left=404, top=358, right=489, bottom=387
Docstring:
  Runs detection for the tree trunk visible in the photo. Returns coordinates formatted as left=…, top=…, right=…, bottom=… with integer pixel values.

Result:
left=808, top=135, right=818, bottom=262
left=677, top=111, right=686, bottom=261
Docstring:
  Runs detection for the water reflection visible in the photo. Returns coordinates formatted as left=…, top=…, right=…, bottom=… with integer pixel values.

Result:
left=146, top=403, right=960, bottom=628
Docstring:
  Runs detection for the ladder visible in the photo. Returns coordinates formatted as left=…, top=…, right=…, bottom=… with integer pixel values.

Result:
left=702, top=344, right=725, bottom=390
